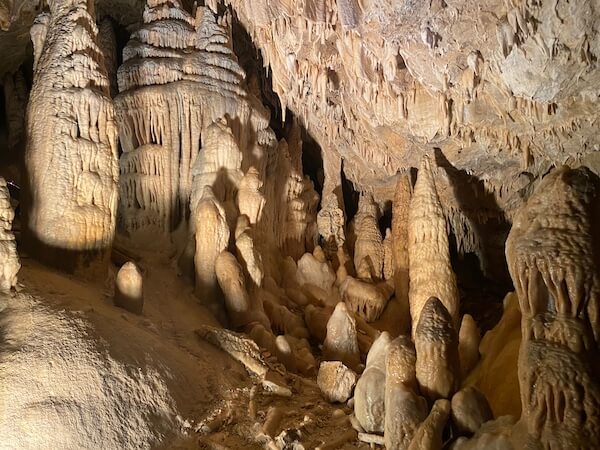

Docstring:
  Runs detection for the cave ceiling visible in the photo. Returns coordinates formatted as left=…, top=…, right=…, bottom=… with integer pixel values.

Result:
left=1, top=0, right=599, bottom=207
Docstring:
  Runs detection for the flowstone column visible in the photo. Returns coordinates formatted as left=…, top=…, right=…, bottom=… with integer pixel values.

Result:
left=24, top=0, right=118, bottom=276
left=506, top=166, right=600, bottom=450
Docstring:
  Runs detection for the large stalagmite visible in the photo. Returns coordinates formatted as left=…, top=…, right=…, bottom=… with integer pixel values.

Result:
left=506, top=166, right=600, bottom=450
left=408, top=156, right=459, bottom=335
left=115, top=0, right=269, bottom=240
left=24, top=0, right=118, bottom=275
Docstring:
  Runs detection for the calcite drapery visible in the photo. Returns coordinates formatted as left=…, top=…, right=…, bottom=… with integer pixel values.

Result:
left=506, top=166, right=600, bottom=450
left=115, top=0, right=269, bottom=238
left=24, top=0, right=118, bottom=275
left=408, top=155, right=460, bottom=335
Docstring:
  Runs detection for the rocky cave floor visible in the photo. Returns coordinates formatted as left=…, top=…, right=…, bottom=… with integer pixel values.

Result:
left=0, top=233, right=510, bottom=450
left=3, top=246, right=378, bottom=449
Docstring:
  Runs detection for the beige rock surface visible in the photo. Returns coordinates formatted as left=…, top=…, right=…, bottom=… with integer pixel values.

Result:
left=317, top=361, right=357, bottom=403
left=0, top=178, right=19, bottom=291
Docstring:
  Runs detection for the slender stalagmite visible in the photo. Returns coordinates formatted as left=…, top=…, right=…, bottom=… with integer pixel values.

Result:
left=408, top=155, right=459, bottom=335
left=391, top=173, right=412, bottom=334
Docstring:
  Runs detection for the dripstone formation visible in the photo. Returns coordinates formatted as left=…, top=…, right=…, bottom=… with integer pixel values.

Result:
left=0, top=0, right=599, bottom=448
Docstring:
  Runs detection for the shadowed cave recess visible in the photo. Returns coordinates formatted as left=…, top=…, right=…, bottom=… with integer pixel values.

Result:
left=0, top=0, right=599, bottom=449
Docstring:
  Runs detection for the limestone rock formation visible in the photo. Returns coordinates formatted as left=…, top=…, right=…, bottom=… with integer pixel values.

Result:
left=322, top=301, right=361, bottom=371
left=0, top=178, right=19, bottom=291
left=451, top=387, right=493, bottom=435
left=391, top=172, right=413, bottom=335
left=115, top=1, right=269, bottom=239
left=408, top=156, right=460, bottom=335
left=385, top=335, right=428, bottom=450
left=352, top=193, right=384, bottom=280
left=215, top=251, right=254, bottom=328
left=24, top=0, right=118, bottom=276
left=194, top=187, right=230, bottom=305
left=340, top=275, right=393, bottom=323
left=415, top=297, right=460, bottom=401
left=317, top=361, right=357, bottom=403
left=408, top=399, right=451, bottom=450
left=458, top=314, right=481, bottom=379
left=506, top=166, right=600, bottom=450
left=114, top=261, right=144, bottom=314
left=354, top=331, right=391, bottom=434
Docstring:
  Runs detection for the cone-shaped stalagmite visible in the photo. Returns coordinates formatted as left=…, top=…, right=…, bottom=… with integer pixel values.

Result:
left=391, top=173, right=412, bottom=334
left=322, top=301, right=361, bottom=371
left=25, top=0, right=118, bottom=276
left=408, top=155, right=459, bottom=335
left=415, top=297, right=460, bottom=401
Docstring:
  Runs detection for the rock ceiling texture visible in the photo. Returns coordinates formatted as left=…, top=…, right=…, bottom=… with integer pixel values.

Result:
left=2, top=0, right=600, bottom=206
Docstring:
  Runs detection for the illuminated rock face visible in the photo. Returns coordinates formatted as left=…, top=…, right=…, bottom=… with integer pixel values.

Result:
left=24, top=0, right=118, bottom=276
left=408, top=156, right=459, bottom=335
left=115, top=0, right=268, bottom=238
left=506, top=166, right=600, bottom=450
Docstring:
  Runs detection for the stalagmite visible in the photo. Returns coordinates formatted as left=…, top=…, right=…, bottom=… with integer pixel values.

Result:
left=353, top=193, right=384, bottom=280
left=114, top=261, right=144, bottom=314
left=215, top=251, right=256, bottom=328
left=354, top=332, right=391, bottom=434
left=382, top=228, right=393, bottom=281
left=0, top=178, right=20, bottom=292
left=391, top=173, right=412, bottom=334
left=235, top=228, right=264, bottom=289
left=340, top=276, right=393, bottom=322
left=451, top=387, right=493, bottom=435
left=296, top=249, right=336, bottom=295
left=24, top=0, right=118, bottom=276
left=408, top=155, right=460, bottom=335
left=322, top=301, right=361, bottom=371
left=115, top=1, right=267, bottom=239
left=194, top=187, right=230, bottom=305
left=385, top=336, right=428, bottom=450
left=415, top=297, right=460, bottom=401
left=407, top=399, right=451, bottom=450
left=505, top=166, right=600, bottom=450
left=317, top=361, right=357, bottom=403
left=237, top=167, right=265, bottom=225
left=458, top=314, right=480, bottom=378
left=316, top=194, right=346, bottom=262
